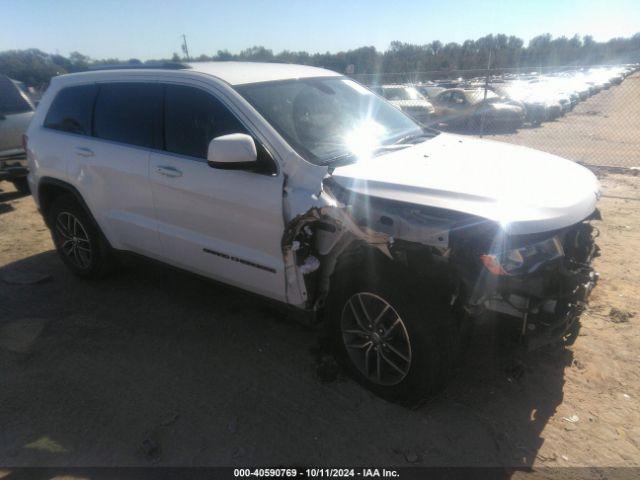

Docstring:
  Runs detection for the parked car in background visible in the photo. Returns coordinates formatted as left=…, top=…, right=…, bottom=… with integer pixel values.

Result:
left=26, top=62, right=600, bottom=401
left=0, top=74, right=35, bottom=193
left=414, top=84, right=445, bottom=100
left=359, top=64, right=639, bottom=131
left=489, top=84, right=550, bottom=126
left=431, top=88, right=524, bottom=130
left=371, top=84, right=435, bottom=125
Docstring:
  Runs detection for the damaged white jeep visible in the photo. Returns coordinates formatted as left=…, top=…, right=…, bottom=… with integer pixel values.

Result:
left=26, top=62, right=600, bottom=400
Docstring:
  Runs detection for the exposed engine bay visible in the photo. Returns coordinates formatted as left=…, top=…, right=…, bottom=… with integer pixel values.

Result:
left=283, top=176, right=600, bottom=350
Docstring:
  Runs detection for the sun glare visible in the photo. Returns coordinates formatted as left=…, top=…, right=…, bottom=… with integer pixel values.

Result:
left=343, top=120, right=387, bottom=161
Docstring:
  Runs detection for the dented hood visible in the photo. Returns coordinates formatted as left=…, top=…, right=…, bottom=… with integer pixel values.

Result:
left=330, top=133, right=600, bottom=235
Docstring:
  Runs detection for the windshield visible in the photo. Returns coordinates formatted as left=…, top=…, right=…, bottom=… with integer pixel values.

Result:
left=236, top=77, right=429, bottom=165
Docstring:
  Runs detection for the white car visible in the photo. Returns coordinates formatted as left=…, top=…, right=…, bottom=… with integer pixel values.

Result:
left=26, top=62, right=600, bottom=401
left=371, top=85, right=435, bottom=125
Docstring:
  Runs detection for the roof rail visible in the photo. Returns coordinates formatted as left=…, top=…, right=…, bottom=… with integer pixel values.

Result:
left=88, top=61, right=191, bottom=71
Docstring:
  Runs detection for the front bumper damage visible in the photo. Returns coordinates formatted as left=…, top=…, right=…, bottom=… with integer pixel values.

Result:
left=471, top=222, right=600, bottom=350
left=281, top=173, right=599, bottom=351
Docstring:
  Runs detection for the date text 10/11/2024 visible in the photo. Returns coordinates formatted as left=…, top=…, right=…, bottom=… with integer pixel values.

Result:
left=233, top=468, right=400, bottom=478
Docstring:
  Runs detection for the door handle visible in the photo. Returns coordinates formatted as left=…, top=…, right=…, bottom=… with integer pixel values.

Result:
left=156, top=166, right=183, bottom=178
left=74, top=147, right=94, bottom=157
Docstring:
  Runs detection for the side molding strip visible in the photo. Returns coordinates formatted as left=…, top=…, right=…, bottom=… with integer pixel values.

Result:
left=203, top=248, right=276, bottom=274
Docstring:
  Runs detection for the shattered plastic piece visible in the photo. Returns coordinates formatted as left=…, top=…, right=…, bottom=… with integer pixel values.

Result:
left=562, top=415, right=579, bottom=423
left=299, top=255, right=321, bottom=274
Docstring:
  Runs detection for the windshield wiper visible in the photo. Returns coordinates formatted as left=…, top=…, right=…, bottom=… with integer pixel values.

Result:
left=392, top=132, right=434, bottom=145
left=321, top=152, right=357, bottom=167
left=321, top=144, right=414, bottom=167
left=391, top=127, right=440, bottom=145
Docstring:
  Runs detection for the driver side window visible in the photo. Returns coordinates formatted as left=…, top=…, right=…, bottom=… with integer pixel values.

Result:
left=164, top=85, right=247, bottom=159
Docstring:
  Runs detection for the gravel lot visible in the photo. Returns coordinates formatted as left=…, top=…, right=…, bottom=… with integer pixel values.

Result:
left=0, top=75, right=639, bottom=474
left=486, top=73, right=640, bottom=169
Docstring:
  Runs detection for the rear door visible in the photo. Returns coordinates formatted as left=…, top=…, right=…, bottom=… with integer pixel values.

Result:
left=61, top=82, right=163, bottom=257
left=149, top=83, right=286, bottom=301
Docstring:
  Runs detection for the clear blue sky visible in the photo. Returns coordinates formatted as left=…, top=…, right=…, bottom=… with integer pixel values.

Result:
left=2, top=0, right=639, bottom=60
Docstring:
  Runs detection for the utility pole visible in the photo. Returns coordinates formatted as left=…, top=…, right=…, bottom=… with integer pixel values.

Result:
left=479, top=48, right=492, bottom=138
left=181, top=34, right=190, bottom=61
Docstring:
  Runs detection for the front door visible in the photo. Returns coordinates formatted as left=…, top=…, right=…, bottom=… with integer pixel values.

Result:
left=149, top=83, right=286, bottom=301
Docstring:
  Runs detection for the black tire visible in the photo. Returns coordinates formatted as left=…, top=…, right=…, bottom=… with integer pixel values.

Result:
left=326, top=255, right=456, bottom=403
left=47, top=194, right=114, bottom=278
left=12, top=177, right=30, bottom=195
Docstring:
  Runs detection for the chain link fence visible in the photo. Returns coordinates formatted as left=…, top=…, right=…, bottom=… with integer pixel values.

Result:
left=351, top=65, right=640, bottom=169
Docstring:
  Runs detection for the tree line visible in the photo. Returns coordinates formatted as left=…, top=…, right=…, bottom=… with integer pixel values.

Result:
left=1, top=33, right=639, bottom=86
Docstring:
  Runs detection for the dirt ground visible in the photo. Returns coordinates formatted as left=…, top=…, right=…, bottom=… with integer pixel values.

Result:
left=0, top=76, right=639, bottom=475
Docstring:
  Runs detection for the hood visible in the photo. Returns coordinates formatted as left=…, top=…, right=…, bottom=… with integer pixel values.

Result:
left=330, top=133, right=600, bottom=235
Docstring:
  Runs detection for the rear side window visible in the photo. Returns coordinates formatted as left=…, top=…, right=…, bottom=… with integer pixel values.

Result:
left=164, top=84, right=247, bottom=158
left=44, top=84, right=97, bottom=135
left=93, top=83, right=162, bottom=148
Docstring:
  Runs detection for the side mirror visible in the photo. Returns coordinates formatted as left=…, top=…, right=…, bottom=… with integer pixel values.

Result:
left=207, top=133, right=257, bottom=170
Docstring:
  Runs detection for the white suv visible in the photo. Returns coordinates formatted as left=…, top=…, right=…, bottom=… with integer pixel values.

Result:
left=26, top=62, right=600, bottom=400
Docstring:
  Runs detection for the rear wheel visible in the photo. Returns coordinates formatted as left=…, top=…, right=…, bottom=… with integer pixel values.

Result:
left=327, top=259, right=456, bottom=402
left=47, top=195, right=114, bottom=278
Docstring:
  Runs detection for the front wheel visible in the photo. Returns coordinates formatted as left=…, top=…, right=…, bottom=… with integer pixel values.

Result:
left=327, top=263, right=455, bottom=402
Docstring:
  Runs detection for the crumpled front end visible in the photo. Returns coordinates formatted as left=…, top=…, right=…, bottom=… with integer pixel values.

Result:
left=454, top=217, right=600, bottom=349
left=281, top=166, right=600, bottom=350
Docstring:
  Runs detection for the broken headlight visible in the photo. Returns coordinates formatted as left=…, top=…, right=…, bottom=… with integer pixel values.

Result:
left=480, top=236, right=564, bottom=276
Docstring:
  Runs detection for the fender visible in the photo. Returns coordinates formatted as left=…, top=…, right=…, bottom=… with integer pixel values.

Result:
left=37, top=176, right=113, bottom=248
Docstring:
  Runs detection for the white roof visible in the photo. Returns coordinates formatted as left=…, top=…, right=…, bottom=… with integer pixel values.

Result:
left=186, top=61, right=341, bottom=85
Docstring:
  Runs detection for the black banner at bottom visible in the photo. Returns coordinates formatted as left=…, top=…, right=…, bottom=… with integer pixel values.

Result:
left=0, top=467, right=638, bottom=480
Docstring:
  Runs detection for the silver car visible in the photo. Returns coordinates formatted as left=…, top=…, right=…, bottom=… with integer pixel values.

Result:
left=0, top=74, right=35, bottom=193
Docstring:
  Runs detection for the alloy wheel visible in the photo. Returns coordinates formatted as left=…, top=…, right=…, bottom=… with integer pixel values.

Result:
left=341, top=292, right=412, bottom=386
left=55, top=211, right=92, bottom=269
